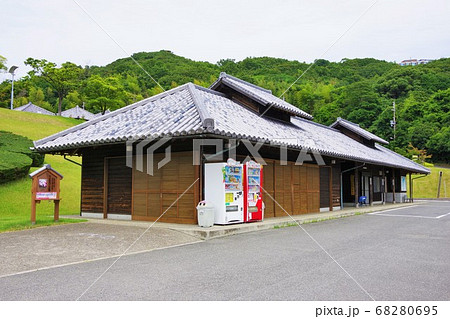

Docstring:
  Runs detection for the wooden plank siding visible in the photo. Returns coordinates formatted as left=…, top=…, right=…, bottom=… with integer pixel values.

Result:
left=81, top=149, right=105, bottom=214
left=263, top=160, right=320, bottom=217
left=132, top=152, right=199, bottom=224
left=332, top=165, right=341, bottom=207
left=81, top=146, right=323, bottom=223
left=320, top=167, right=331, bottom=208
left=106, top=157, right=132, bottom=215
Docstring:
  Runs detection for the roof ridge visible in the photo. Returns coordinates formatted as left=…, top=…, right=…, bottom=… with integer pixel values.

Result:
left=330, top=117, right=389, bottom=145
left=293, top=116, right=341, bottom=132
left=34, top=84, right=189, bottom=147
left=29, top=164, right=64, bottom=179
left=218, top=72, right=272, bottom=93
left=211, top=73, right=313, bottom=120
left=376, top=144, right=430, bottom=173
left=338, top=117, right=360, bottom=127
left=186, top=83, right=214, bottom=130
left=193, top=84, right=227, bottom=97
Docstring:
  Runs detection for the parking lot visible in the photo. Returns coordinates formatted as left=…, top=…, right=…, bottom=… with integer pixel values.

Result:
left=0, top=201, right=449, bottom=300
left=368, top=202, right=450, bottom=219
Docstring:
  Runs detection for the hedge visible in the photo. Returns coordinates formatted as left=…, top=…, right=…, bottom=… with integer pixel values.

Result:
left=0, top=131, right=45, bottom=184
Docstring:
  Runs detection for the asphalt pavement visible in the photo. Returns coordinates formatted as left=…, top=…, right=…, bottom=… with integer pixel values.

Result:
left=0, top=201, right=449, bottom=301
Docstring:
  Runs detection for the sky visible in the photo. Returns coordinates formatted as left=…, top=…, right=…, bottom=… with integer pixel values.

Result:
left=1, top=0, right=449, bottom=81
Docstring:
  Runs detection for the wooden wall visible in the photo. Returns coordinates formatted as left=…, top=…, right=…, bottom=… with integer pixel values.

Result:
left=320, top=167, right=331, bottom=208
left=332, top=165, right=341, bottom=208
left=107, top=157, right=132, bottom=215
left=132, top=152, right=200, bottom=224
left=81, top=148, right=105, bottom=214
left=80, top=144, right=333, bottom=223
left=263, top=160, right=320, bottom=218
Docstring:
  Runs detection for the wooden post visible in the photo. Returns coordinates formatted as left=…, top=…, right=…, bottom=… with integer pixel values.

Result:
left=54, top=200, right=60, bottom=222
left=31, top=198, right=36, bottom=225
left=354, top=169, right=359, bottom=207
left=392, top=170, right=396, bottom=203
left=437, top=171, right=443, bottom=198
left=409, top=173, right=413, bottom=203
left=329, top=166, right=333, bottom=211
left=369, top=175, right=374, bottom=206
left=382, top=168, right=386, bottom=205
left=103, top=157, right=108, bottom=219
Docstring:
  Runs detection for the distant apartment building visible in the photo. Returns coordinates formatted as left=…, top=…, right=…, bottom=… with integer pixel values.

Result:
left=399, top=59, right=433, bottom=66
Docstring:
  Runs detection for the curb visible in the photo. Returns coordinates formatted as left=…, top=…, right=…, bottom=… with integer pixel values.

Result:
left=169, top=202, right=418, bottom=240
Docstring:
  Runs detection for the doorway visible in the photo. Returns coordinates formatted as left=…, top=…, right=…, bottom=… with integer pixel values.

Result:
left=361, top=173, right=371, bottom=203
left=106, top=157, right=132, bottom=216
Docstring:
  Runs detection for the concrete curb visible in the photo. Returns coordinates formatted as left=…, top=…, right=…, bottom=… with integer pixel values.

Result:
left=170, top=202, right=418, bottom=240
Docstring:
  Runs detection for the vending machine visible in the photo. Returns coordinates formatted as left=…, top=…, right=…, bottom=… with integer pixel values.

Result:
left=204, top=159, right=244, bottom=225
left=243, top=161, right=263, bottom=222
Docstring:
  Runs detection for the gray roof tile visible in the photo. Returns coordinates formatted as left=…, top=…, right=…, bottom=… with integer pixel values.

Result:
left=330, top=117, right=389, bottom=145
left=61, top=105, right=95, bottom=120
left=210, top=72, right=313, bottom=120
left=14, top=102, right=55, bottom=116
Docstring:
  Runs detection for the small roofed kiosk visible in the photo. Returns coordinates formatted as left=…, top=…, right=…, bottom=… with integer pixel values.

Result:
left=32, top=73, right=430, bottom=224
left=29, top=164, right=63, bottom=224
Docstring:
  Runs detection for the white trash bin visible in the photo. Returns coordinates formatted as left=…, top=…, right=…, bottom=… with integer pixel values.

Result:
left=197, top=201, right=215, bottom=227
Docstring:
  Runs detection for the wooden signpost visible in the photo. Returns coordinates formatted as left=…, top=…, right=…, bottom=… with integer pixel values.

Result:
left=29, top=164, right=63, bottom=225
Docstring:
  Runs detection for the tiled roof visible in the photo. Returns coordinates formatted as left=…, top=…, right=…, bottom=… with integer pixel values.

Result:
left=61, top=105, right=95, bottom=120
left=92, top=109, right=111, bottom=119
left=33, top=81, right=429, bottom=174
left=34, top=84, right=204, bottom=151
left=210, top=72, right=313, bottom=120
left=14, top=102, right=55, bottom=116
left=196, top=87, right=428, bottom=173
left=330, top=117, right=389, bottom=145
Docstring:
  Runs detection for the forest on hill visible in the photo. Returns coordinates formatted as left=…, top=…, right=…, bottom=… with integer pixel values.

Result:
left=0, top=50, right=449, bottom=162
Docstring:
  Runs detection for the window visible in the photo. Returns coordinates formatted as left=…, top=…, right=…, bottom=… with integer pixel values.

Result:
left=373, top=176, right=381, bottom=193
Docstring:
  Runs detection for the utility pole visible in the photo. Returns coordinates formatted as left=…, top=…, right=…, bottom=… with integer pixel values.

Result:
left=390, top=101, right=396, bottom=141
left=393, top=101, right=396, bottom=141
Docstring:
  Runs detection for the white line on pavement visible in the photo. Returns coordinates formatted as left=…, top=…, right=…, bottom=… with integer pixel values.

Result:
left=368, top=205, right=418, bottom=215
left=369, top=213, right=437, bottom=219
left=436, top=212, right=450, bottom=219
left=0, top=240, right=202, bottom=280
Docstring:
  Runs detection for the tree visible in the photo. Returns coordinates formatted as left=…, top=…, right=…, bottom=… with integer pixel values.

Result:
left=407, top=143, right=432, bottom=164
left=426, top=127, right=450, bottom=163
left=28, top=87, right=52, bottom=110
left=334, top=81, right=383, bottom=129
left=0, top=55, right=6, bottom=71
left=25, top=58, right=83, bottom=115
left=84, top=75, right=125, bottom=114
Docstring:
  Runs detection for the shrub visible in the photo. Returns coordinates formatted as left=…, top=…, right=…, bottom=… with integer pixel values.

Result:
left=0, top=131, right=45, bottom=184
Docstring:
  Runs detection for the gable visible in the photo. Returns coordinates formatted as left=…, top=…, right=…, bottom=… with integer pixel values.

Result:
left=330, top=117, right=389, bottom=146
left=210, top=72, right=313, bottom=121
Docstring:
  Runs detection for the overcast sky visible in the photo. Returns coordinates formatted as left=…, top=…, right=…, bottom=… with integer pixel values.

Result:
left=1, top=0, right=449, bottom=81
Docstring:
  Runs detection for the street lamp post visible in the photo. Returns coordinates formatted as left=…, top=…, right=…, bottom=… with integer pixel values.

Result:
left=8, top=66, right=18, bottom=110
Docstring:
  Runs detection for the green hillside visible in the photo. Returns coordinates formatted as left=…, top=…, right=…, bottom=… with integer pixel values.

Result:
left=0, top=108, right=85, bottom=232
left=410, top=165, right=450, bottom=199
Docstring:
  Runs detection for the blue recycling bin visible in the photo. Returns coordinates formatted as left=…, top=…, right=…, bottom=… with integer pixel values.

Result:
left=358, top=196, right=367, bottom=206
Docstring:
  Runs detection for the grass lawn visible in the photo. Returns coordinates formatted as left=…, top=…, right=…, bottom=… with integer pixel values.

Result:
left=0, top=108, right=86, bottom=232
left=409, top=165, right=450, bottom=198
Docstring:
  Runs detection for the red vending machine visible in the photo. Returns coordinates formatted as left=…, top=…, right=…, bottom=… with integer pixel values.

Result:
left=243, top=161, right=263, bottom=222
